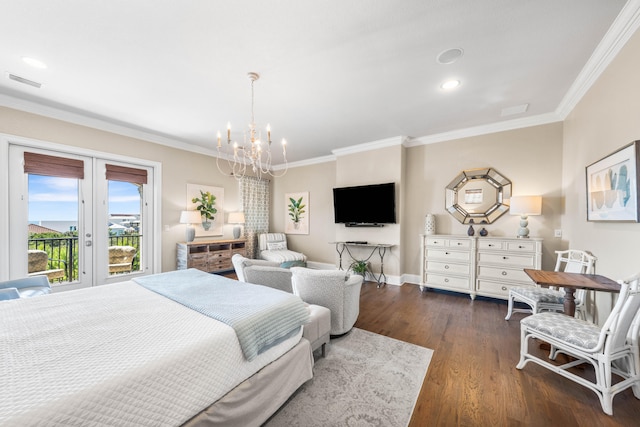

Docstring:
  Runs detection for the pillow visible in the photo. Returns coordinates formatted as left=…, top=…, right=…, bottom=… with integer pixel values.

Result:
left=280, top=260, right=307, bottom=269
left=267, top=241, right=287, bottom=251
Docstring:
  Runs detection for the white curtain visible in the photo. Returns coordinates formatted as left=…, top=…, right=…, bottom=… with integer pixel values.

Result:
left=239, top=176, right=270, bottom=258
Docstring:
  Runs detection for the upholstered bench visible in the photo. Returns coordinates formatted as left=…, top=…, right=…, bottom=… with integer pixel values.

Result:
left=303, top=304, right=331, bottom=357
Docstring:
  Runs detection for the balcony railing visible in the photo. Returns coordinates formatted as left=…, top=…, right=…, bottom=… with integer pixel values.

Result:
left=28, top=235, right=142, bottom=282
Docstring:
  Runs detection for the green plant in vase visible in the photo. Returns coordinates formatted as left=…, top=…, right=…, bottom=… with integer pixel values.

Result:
left=191, top=190, right=217, bottom=230
left=288, top=196, right=306, bottom=229
left=351, top=260, right=368, bottom=278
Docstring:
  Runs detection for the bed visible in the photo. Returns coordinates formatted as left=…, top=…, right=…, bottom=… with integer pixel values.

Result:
left=0, top=269, right=313, bottom=426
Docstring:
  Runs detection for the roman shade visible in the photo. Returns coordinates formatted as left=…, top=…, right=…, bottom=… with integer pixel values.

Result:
left=105, top=164, right=147, bottom=184
left=24, top=152, right=84, bottom=179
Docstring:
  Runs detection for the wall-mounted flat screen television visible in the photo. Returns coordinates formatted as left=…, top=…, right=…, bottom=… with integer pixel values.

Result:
left=333, top=182, right=396, bottom=226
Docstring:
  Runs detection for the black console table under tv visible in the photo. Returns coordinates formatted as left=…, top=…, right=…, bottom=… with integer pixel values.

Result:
left=331, top=241, right=394, bottom=288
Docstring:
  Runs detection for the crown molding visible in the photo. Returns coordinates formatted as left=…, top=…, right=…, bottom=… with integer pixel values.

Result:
left=555, top=0, right=640, bottom=119
left=0, top=93, right=216, bottom=156
left=331, top=135, right=407, bottom=157
left=274, top=154, right=336, bottom=170
left=405, top=112, right=561, bottom=147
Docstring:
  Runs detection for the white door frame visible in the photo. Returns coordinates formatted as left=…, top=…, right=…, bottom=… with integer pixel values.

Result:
left=0, top=133, right=162, bottom=286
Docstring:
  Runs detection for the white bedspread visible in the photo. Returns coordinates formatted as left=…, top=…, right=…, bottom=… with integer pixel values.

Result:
left=0, top=281, right=302, bottom=426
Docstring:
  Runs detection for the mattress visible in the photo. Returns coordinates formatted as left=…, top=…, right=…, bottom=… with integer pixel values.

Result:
left=0, top=280, right=303, bottom=426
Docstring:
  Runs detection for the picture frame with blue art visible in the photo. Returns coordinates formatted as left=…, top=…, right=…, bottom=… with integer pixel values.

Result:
left=586, top=140, right=640, bottom=222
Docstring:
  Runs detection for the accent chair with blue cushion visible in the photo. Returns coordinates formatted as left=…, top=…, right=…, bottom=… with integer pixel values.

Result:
left=257, top=233, right=306, bottom=263
left=0, top=275, right=51, bottom=301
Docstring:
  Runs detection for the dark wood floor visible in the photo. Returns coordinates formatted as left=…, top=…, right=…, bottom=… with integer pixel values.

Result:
left=355, top=282, right=640, bottom=427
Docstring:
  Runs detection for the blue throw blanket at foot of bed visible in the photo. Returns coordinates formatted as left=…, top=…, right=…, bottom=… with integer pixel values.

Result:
left=134, top=269, right=309, bottom=361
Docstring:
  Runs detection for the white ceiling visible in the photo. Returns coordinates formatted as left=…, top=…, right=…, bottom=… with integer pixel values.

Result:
left=0, top=1, right=637, bottom=166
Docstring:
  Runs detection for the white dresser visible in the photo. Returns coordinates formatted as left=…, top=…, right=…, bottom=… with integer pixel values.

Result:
left=420, top=235, right=476, bottom=295
left=420, top=234, right=542, bottom=300
left=475, top=237, right=542, bottom=299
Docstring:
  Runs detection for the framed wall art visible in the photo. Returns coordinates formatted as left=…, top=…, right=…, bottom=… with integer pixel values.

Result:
left=186, top=183, right=225, bottom=236
left=285, top=191, right=309, bottom=234
left=586, top=140, right=640, bottom=222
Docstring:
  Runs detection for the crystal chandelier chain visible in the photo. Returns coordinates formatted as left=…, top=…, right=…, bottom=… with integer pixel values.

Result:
left=216, top=72, right=288, bottom=180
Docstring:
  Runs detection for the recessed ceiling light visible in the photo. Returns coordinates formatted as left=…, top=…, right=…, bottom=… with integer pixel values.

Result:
left=441, top=80, right=460, bottom=90
left=22, top=57, right=47, bottom=69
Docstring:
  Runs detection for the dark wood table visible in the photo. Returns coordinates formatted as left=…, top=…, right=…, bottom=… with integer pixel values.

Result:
left=523, top=269, right=621, bottom=317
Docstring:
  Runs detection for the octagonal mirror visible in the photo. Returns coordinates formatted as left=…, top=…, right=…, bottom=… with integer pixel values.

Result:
left=445, top=168, right=512, bottom=224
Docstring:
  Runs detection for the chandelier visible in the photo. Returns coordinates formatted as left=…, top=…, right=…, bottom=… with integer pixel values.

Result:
left=216, top=72, right=288, bottom=179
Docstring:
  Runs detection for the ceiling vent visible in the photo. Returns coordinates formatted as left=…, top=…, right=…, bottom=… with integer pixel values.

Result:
left=436, top=48, right=464, bottom=64
left=501, top=104, right=529, bottom=117
left=8, top=73, right=42, bottom=88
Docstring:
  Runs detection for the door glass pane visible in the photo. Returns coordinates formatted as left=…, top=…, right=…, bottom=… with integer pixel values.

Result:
left=107, top=180, right=142, bottom=275
left=27, top=174, right=79, bottom=284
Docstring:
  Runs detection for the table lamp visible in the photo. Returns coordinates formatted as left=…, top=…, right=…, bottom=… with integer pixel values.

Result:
left=509, top=196, right=542, bottom=238
left=179, top=210, right=202, bottom=242
left=228, top=212, right=245, bottom=239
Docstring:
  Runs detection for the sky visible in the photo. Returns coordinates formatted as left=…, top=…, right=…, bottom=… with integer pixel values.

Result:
left=28, top=175, right=141, bottom=222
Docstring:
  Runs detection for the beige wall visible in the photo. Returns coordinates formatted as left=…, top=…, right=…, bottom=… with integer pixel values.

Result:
left=335, top=145, right=403, bottom=278
left=403, top=123, right=565, bottom=276
left=271, top=160, right=337, bottom=263
left=561, top=27, right=640, bottom=321
left=0, top=107, right=242, bottom=273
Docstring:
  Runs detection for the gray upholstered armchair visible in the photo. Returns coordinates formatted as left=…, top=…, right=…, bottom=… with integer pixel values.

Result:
left=0, top=276, right=51, bottom=301
left=231, top=254, right=294, bottom=293
left=290, top=267, right=363, bottom=336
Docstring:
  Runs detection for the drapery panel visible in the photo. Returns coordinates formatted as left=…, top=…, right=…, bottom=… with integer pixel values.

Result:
left=239, top=176, right=270, bottom=258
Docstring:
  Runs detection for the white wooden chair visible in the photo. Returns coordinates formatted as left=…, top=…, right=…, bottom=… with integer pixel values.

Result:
left=516, top=274, right=640, bottom=415
left=505, top=250, right=596, bottom=320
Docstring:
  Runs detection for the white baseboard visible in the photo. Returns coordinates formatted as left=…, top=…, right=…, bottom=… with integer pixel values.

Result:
left=306, top=261, right=337, bottom=270
left=305, top=261, right=416, bottom=287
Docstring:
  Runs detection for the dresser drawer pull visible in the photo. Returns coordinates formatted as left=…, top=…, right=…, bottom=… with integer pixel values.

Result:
left=445, top=252, right=450, bottom=255
left=501, top=286, right=508, bottom=291
left=444, top=278, right=449, bottom=283
left=456, top=242, right=462, bottom=246
left=488, top=244, right=495, bottom=247
left=501, top=271, right=507, bottom=276
left=502, top=256, right=508, bottom=260
left=445, top=265, right=449, bottom=269
left=518, top=245, right=525, bottom=249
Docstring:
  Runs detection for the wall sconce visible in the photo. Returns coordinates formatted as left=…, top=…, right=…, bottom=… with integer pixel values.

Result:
left=228, top=212, right=246, bottom=239
left=179, top=210, right=202, bottom=242
left=509, top=196, right=542, bottom=238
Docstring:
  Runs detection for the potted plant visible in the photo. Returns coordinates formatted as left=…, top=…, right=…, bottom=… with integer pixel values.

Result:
left=350, top=260, right=368, bottom=278
left=191, top=190, right=217, bottom=230
left=288, top=196, right=306, bottom=229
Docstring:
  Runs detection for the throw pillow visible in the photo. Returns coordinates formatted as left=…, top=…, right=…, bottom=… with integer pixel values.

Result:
left=280, top=260, right=307, bottom=269
left=267, top=241, right=287, bottom=251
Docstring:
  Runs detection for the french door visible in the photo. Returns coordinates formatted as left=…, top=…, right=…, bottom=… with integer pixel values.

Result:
left=8, top=144, right=155, bottom=290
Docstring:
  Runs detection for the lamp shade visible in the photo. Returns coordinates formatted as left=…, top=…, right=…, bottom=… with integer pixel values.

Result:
left=510, top=196, right=542, bottom=216
left=228, top=212, right=245, bottom=224
left=179, top=210, right=202, bottom=224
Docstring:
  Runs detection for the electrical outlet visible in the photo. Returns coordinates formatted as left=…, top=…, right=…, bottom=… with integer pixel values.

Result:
left=554, top=229, right=562, bottom=238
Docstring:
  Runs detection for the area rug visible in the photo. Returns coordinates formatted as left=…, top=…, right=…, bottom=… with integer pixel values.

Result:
left=264, top=328, right=434, bottom=427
